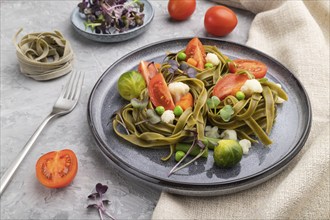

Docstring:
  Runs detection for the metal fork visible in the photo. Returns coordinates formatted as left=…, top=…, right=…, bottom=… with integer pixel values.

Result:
left=0, top=71, right=84, bottom=196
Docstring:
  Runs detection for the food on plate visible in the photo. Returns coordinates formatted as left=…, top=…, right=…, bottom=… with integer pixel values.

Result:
left=112, top=37, right=288, bottom=174
left=168, top=0, right=196, bottom=21
left=36, top=149, right=78, bottom=188
left=213, top=139, right=243, bottom=168
left=204, top=5, right=238, bottom=36
left=77, top=0, right=145, bottom=34
left=118, top=70, right=146, bottom=101
left=229, top=59, right=268, bottom=78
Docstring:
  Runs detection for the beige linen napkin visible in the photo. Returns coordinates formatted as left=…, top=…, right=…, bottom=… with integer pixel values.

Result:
left=152, top=0, right=330, bottom=219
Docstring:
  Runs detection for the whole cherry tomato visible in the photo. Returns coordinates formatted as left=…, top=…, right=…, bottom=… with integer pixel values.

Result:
left=168, top=0, right=196, bottom=21
left=204, top=6, right=238, bottom=36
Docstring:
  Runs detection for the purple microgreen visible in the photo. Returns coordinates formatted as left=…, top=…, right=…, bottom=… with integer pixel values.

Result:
left=88, top=192, right=99, bottom=199
left=96, top=183, right=108, bottom=194
left=186, top=67, right=197, bottom=78
left=179, top=62, right=189, bottom=71
left=78, top=0, right=145, bottom=34
left=168, top=130, right=206, bottom=176
left=87, top=183, right=116, bottom=220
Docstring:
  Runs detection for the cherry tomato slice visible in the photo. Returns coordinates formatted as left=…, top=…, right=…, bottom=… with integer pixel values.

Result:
left=229, top=59, right=268, bottom=78
left=213, top=73, right=249, bottom=100
left=148, top=73, right=175, bottom=110
left=138, top=61, right=161, bottom=85
left=36, top=149, right=78, bottom=188
left=185, top=38, right=206, bottom=70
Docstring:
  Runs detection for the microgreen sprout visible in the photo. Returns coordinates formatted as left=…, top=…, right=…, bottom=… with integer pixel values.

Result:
left=87, top=183, right=116, bottom=220
left=204, top=126, right=220, bottom=139
left=206, top=96, right=220, bottom=114
left=131, top=97, right=148, bottom=110
left=168, top=130, right=207, bottom=176
left=112, top=111, right=130, bottom=135
left=78, top=0, right=145, bottom=34
left=219, top=105, right=234, bottom=122
left=135, top=109, right=161, bottom=125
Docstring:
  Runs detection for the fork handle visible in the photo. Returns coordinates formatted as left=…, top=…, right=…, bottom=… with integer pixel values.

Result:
left=0, top=113, right=57, bottom=196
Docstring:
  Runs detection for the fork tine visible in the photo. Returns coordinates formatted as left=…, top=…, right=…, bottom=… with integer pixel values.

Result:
left=71, top=72, right=84, bottom=101
left=64, top=71, right=79, bottom=99
left=68, top=71, right=83, bottom=100
left=58, top=72, right=74, bottom=98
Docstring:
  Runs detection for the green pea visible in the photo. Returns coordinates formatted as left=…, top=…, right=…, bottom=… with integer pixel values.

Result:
left=175, top=151, right=186, bottom=162
left=155, top=106, right=165, bottom=115
left=173, top=105, right=183, bottom=117
left=177, top=52, right=187, bottom=61
left=236, top=91, right=245, bottom=100
left=204, top=62, right=214, bottom=69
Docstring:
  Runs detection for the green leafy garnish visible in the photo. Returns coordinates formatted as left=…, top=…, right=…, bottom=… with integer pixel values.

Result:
left=146, top=109, right=161, bottom=124
left=131, top=98, right=148, bottom=110
left=219, top=105, right=234, bottom=122
left=206, top=96, right=220, bottom=113
left=204, top=126, right=220, bottom=138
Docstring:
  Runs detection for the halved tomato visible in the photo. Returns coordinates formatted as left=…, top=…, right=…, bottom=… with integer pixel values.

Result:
left=213, top=73, right=249, bottom=100
left=228, top=59, right=268, bottom=78
left=36, top=149, right=78, bottom=188
left=138, top=61, right=161, bottom=85
left=185, top=38, right=206, bottom=70
left=148, top=73, right=175, bottom=110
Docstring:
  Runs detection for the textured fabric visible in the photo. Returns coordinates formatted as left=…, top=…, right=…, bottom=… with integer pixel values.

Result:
left=152, top=1, right=330, bottom=219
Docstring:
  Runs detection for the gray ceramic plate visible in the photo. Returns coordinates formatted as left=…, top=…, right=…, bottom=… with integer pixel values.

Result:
left=87, top=38, right=312, bottom=196
left=70, top=0, right=154, bottom=43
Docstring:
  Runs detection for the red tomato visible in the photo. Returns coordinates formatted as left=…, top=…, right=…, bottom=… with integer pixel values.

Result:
left=148, top=73, right=175, bottom=110
left=185, top=37, right=206, bottom=70
left=36, top=149, right=78, bottom=188
left=228, top=60, right=237, bottom=73
left=204, top=6, right=238, bottom=36
left=168, top=0, right=196, bottom=21
left=138, top=61, right=160, bottom=85
left=229, top=59, right=268, bottom=78
left=213, top=74, right=248, bottom=100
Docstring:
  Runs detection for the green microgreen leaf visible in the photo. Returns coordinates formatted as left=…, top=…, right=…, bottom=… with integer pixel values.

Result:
left=146, top=109, right=161, bottom=124
left=205, top=126, right=220, bottom=139
left=131, top=98, right=148, bottom=110
left=206, top=96, right=220, bottom=110
left=219, top=105, right=234, bottom=122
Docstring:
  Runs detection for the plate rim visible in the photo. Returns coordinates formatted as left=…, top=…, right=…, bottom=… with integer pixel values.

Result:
left=87, top=37, right=312, bottom=193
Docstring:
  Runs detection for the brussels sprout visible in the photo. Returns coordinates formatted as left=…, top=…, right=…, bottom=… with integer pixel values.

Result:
left=117, top=71, right=146, bottom=101
left=213, top=139, right=243, bottom=168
